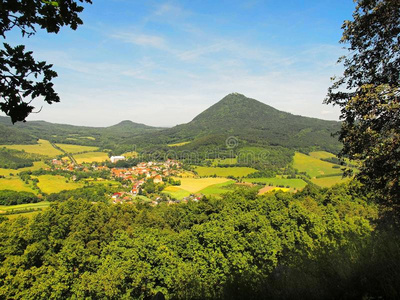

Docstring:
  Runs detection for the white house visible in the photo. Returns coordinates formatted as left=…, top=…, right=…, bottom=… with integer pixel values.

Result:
left=110, top=156, right=126, bottom=163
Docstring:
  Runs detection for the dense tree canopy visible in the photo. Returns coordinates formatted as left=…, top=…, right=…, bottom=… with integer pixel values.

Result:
left=326, top=0, right=400, bottom=205
left=0, top=0, right=92, bottom=123
left=0, top=184, right=389, bottom=299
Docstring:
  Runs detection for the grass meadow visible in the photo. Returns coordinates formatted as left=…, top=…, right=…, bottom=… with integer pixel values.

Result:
left=309, top=151, right=337, bottom=160
left=0, top=139, right=62, bottom=157
left=293, top=152, right=342, bottom=178
left=210, top=158, right=238, bottom=166
left=243, top=177, right=307, bottom=189
left=55, top=143, right=98, bottom=154
left=311, top=176, right=351, bottom=187
left=198, top=180, right=236, bottom=198
left=73, top=152, right=109, bottom=164
left=167, top=141, right=191, bottom=147
left=195, top=166, right=257, bottom=177
left=0, top=161, right=48, bottom=177
left=35, top=175, right=83, bottom=194
left=0, top=177, right=36, bottom=193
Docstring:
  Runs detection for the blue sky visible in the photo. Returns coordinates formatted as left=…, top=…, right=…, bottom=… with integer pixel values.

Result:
left=4, top=0, right=355, bottom=127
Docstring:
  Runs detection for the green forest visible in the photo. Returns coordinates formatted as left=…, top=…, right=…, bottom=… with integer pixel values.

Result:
left=2, top=183, right=399, bottom=299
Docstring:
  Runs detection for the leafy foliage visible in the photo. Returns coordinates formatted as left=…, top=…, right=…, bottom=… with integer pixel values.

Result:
left=0, top=148, right=39, bottom=169
left=0, top=184, right=383, bottom=299
left=0, top=0, right=92, bottom=122
left=326, top=0, right=400, bottom=205
left=0, top=190, right=38, bottom=205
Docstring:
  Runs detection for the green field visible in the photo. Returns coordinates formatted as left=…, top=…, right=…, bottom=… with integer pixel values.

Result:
left=73, top=152, right=109, bottom=164
left=56, top=143, right=98, bottom=154
left=195, top=166, right=257, bottom=177
left=164, top=180, right=235, bottom=200
left=293, top=152, right=342, bottom=178
left=198, top=180, right=235, bottom=198
left=311, top=176, right=351, bottom=187
left=35, top=175, right=83, bottom=194
left=209, top=158, right=238, bottom=166
left=243, top=177, right=307, bottom=189
left=164, top=177, right=232, bottom=199
left=0, top=161, right=49, bottom=177
left=164, top=186, right=192, bottom=200
left=0, top=177, right=36, bottom=193
left=0, top=201, right=51, bottom=219
left=176, top=177, right=231, bottom=193
left=0, top=201, right=50, bottom=213
left=0, top=139, right=62, bottom=157
left=309, top=151, right=337, bottom=160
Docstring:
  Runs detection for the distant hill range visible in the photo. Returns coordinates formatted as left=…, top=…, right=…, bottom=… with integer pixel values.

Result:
left=0, top=93, right=341, bottom=153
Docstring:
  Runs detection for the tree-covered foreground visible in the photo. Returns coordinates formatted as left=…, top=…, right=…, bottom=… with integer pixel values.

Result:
left=1, top=182, right=399, bottom=299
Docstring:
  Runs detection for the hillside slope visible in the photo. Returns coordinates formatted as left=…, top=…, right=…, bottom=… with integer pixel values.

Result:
left=147, top=93, right=341, bottom=153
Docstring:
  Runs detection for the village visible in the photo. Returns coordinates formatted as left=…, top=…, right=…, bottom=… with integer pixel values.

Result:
left=50, top=155, right=203, bottom=205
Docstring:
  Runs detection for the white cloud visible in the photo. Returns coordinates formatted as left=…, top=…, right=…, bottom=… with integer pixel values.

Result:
left=111, top=32, right=167, bottom=49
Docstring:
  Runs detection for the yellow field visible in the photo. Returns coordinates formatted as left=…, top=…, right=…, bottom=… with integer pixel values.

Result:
left=73, top=152, right=109, bottom=164
left=309, top=151, right=337, bottom=160
left=35, top=175, right=83, bottom=194
left=164, top=186, right=192, bottom=199
left=177, top=171, right=196, bottom=178
left=56, top=143, right=98, bottom=154
left=167, top=141, right=191, bottom=147
left=293, top=152, right=342, bottom=178
left=195, top=166, right=257, bottom=177
left=122, top=151, right=138, bottom=158
left=311, top=176, right=351, bottom=187
left=0, top=178, right=35, bottom=193
left=173, top=177, right=231, bottom=193
left=0, top=139, right=62, bottom=157
left=0, top=161, right=49, bottom=177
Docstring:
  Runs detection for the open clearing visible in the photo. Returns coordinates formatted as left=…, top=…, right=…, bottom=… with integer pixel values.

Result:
left=122, top=151, right=138, bottom=158
left=167, top=141, right=191, bottom=147
left=164, top=186, right=192, bottom=200
left=0, top=201, right=50, bottom=212
left=0, top=161, right=49, bottom=177
left=173, top=177, right=231, bottom=193
left=309, top=151, right=337, bottom=160
left=164, top=179, right=235, bottom=199
left=311, top=176, right=351, bottom=187
left=258, top=186, right=290, bottom=195
left=293, top=152, right=342, bottom=178
left=198, top=180, right=235, bottom=198
left=0, top=139, right=62, bottom=157
left=35, top=175, right=83, bottom=194
left=0, top=177, right=36, bottom=193
left=73, top=152, right=109, bottom=164
left=195, top=166, right=257, bottom=177
left=209, top=158, right=238, bottom=166
left=56, top=144, right=98, bottom=154
left=243, top=177, right=307, bottom=189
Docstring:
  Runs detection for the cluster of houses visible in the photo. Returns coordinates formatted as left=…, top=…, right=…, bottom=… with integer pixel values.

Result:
left=110, top=159, right=181, bottom=196
left=51, top=156, right=192, bottom=204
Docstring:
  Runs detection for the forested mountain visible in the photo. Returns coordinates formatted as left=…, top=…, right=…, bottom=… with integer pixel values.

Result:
left=157, top=93, right=341, bottom=153
left=1, top=94, right=341, bottom=154
left=0, top=116, right=163, bottom=147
